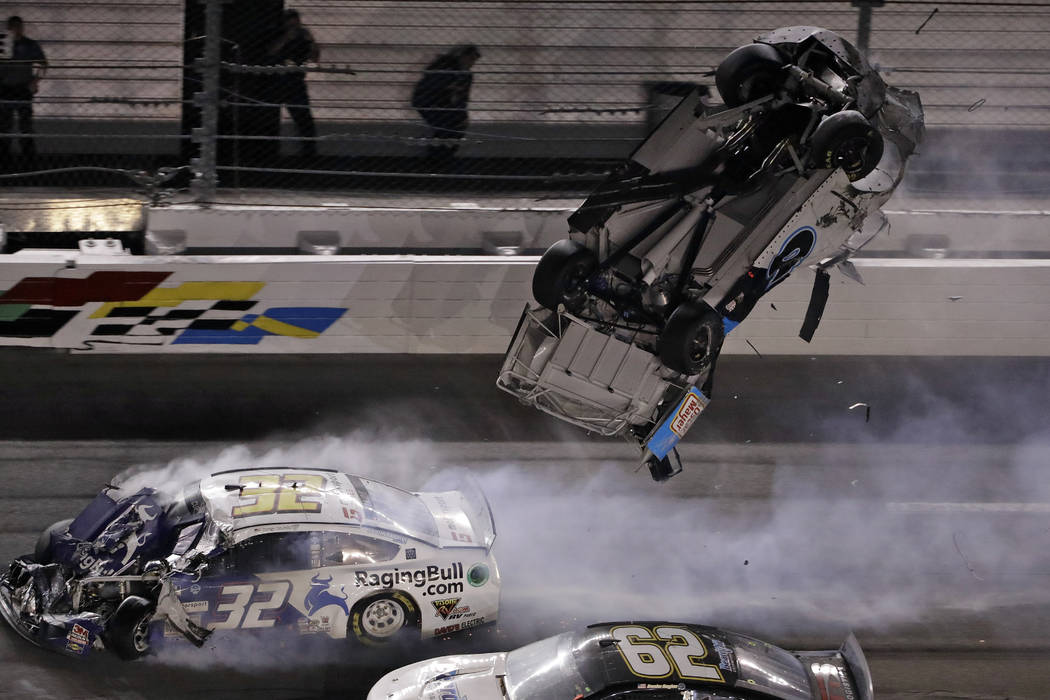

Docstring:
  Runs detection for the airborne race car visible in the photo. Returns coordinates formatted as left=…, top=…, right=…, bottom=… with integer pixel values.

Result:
left=0, top=468, right=499, bottom=659
left=497, top=27, right=924, bottom=481
left=368, top=622, right=873, bottom=700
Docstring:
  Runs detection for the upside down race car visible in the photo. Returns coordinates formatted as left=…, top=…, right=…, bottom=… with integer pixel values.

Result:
left=368, top=622, right=873, bottom=700
left=0, top=468, right=498, bottom=659
left=498, top=27, right=924, bottom=480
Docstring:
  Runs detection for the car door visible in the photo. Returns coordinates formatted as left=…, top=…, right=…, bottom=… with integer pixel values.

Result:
left=301, top=531, right=402, bottom=624
left=177, top=531, right=309, bottom=632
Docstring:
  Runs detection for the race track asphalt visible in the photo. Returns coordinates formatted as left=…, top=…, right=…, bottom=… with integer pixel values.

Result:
left=0, top=351, right=1048, bottom=699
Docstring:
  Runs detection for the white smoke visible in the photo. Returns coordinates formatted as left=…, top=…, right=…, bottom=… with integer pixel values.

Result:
left=116, top=427, right=1050, bottom=670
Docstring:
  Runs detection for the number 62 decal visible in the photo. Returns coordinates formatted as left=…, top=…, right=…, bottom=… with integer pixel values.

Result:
left=610, top=625, right=726, bottom=682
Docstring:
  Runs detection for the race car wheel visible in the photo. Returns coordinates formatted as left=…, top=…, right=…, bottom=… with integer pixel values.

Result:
left=33, top=518, right=73, bottom=564
left=103, top=595, right=156, bottom=661
left=349, top=592, right=419, bottom=646
left=532, top=239, right=598, bottom=311
left=659, top=303, right=724, bottom=375
left=809, top=110, right=884, bottom=181
left=715, top=43, right=786, bottom=108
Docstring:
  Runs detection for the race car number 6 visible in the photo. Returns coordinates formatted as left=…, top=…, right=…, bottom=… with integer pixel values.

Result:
left=611, top=625, right=724, bottom=681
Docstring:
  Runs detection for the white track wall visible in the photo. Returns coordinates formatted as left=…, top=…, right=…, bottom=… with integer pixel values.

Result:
left=0, top=253, right=1046, bottom=355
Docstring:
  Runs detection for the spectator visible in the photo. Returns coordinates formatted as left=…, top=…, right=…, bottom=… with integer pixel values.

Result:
left=0, top=16, right=47, bottom=164
left=412, top=44, right=480, bottom=161
left=266, top=9, right=319, bottom=157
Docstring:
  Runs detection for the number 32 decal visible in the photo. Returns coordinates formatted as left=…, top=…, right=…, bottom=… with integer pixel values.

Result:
left=209, top=581, right=291, bottom=629
left=611, top=625, right=725, bottom=682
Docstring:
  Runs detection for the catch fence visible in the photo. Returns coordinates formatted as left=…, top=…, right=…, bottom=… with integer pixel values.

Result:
left=0, top=0, right=1046, bottom=203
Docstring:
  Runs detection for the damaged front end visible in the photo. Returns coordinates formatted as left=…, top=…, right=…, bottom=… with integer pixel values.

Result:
left=0, top=483, right=215, bottom=658
left=0, top=558, right=106, bottom=656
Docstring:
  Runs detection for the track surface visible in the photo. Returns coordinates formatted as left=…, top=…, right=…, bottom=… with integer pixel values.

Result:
left=1, top=352, right=1049, bottom=699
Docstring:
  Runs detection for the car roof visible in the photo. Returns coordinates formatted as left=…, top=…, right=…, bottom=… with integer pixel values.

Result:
left=570, top=623, right=740, bottom=691
left=198, top=467, right=440, bottom=545
left=567, top=623, right=812, bottom=700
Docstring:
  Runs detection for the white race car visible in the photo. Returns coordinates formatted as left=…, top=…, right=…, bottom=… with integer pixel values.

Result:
left=1, top=467, right=499, bottom=659
left=368, top=622, right=873, bottom=700
left=498, top=26, right=924, bottom=481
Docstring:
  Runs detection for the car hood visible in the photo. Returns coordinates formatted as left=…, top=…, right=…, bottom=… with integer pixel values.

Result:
left=367, top=652, right=507, bottom=700
left=54, top=486, right=172, bottom=576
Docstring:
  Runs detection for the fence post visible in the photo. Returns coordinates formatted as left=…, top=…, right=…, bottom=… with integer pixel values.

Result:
left=851, top=0, right=885, bottom=57
left=191, top=0, right=224, bottom=204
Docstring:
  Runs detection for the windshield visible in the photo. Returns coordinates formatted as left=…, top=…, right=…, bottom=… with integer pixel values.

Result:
left=506, top=633, right=592, bottom=700
left=349, top=476, right=438, bottom=539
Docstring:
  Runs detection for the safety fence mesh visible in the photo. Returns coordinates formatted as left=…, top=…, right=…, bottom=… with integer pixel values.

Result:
left=0, top=0, right=1047, bottom=201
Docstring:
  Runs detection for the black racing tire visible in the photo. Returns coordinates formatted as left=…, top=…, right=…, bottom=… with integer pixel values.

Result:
left=348, top=591, right=419, bottom=646
left=104, top=595, right=156, bottom=661
left=658, top=303, right=725, bottom=375
left=809, top=110, right=884, bottom=182
left=33, top=519, right=73, bottom=564
left=715, top=43, right=786, bottom=108
left=531, top=239, right=598, bottom=311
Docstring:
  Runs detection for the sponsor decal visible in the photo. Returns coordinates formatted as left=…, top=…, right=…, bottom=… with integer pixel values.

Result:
left=342, top=506, right=362, bottom=522
left=305, top=573, right=350, bottom=616
left=433, top=598, right=476, bottom=621
left=646, top=387, right=709, bottom=459
left=182, top=600, right=209, bottom=614
left=710, top=638, right=737, bottom=673
left=669, top=392, right=704, bottom=437
left=434, top=617, right=485, bottom=636
left=64, top=623, right=92, bottom=655
left=467, top=563, right=489, bottom=587
left=405, top=547, right=417, bottom=560
left=432, top=598, right=461, bottom=620
left=190, top=584, right=201, bottom=595
left=354, top=563, right=464, bottom=596
left=297, top=616, right=333, bottom=635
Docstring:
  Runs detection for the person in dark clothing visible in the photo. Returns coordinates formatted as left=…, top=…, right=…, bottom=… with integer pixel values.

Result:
left=266, top=9, right=320, bottom=157
left=412, top=44, right=480, bottom=161
left=0, top=16, right=47, bottom=163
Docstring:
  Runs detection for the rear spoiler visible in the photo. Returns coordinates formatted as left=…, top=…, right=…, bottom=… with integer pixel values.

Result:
left=457, top=474, right=497, bottom=553
left=840, top=632, right=874, bottom=700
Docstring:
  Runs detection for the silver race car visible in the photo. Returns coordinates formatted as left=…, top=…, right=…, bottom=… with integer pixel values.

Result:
left=368, top=622, right=873, bottom=700
left=498, top=27, right=924, bottom=480
left=0, top=468, right=498, bottom=659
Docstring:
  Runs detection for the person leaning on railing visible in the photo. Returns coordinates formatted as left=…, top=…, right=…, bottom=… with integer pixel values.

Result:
left=0, top=15, right=47, bottom=165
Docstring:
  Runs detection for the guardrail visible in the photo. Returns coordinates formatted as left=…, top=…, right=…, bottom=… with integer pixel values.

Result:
left=0, top=251, right=1046, bottom=355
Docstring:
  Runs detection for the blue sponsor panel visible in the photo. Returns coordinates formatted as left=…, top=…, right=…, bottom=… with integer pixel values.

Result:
left=646, top=387, right=710, bottom=459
